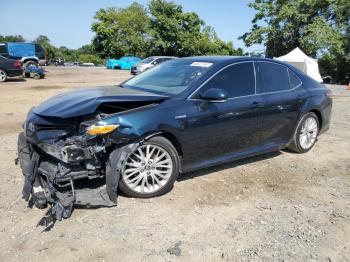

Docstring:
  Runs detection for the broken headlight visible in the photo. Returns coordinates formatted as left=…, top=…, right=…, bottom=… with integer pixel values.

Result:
left=86, top=122, right=119, bottom=136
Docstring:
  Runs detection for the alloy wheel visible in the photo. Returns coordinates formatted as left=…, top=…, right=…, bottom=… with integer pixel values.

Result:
left=299, top=117, right=318, bottom=150
left=122, top=144, right=173, bottom=194
left=0, top=70, right=6, bottom=82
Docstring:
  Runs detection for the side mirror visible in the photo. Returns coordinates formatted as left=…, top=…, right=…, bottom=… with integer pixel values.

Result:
left=200, top=88, right=229, bottom=102
left=152, top=61, right=158, bottom=65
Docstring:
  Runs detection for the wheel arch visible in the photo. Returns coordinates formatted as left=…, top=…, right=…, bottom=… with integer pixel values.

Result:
left=22, top=58, right=39, bottom=64
left=309, top=109, right=323, bottom=130
left=142, top=131, right=183, bottom=158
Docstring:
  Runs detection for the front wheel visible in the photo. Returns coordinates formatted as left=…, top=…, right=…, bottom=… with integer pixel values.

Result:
left=116, top=136, right=180, bottom=198
left=288, top=112, right=319, bottom=153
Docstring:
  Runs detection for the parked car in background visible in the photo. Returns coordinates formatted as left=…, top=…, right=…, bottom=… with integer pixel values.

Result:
left=0, top=42, right=47, bottom=67
left=81, top=62, right=95, bottom=67
left=49, top=58, right=65, bottom=66
left=106, top=56, right=141, bottom=70
left=0, top=55, right=23, bottom=82
left=131, top=56, right=176, bottom=75
left=18, top=56, right=332, bottom=218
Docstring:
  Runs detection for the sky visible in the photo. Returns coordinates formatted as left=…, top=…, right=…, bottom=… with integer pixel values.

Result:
left=0, top=0, right=264, bottom=52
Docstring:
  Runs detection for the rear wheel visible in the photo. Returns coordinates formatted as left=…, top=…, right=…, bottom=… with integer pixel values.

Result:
left=0, top=69, right=7, bottom=82
left=288, top=112, right=319, bottom=153
left=117, top=136, right=180, bottom=198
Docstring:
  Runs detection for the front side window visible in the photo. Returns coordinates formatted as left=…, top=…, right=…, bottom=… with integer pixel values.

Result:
left=258, top=62, right=290, bottom=93
left=198, top=62, right=255, bottom=98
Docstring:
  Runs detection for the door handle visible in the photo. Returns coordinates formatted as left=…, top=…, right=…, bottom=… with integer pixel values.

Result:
left=217, top=111, right=242, bottom=119
left=297, top=95, right=307, bottom=101
left=251, top=101, right=264, bottom=109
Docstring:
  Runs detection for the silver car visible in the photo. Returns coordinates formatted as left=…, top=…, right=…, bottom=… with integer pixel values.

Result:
left=131, top=56, right=176, bottom=75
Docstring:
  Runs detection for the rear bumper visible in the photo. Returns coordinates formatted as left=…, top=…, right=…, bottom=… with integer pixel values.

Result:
left=130, top=68, right=138, bottom=75
left=7, top=68, right=23, bottom=77
left=38, top=59, right=47, bottom=66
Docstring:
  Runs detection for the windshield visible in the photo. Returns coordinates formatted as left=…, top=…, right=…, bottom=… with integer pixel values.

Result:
left=123, top=59, right=214, bottom=95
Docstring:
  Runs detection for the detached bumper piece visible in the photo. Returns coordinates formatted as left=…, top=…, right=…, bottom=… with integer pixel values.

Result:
left=16, top=132, right=117, bottom=230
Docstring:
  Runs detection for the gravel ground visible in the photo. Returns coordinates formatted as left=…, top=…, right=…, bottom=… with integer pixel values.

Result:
left=0, top=67, right=349, bottom=262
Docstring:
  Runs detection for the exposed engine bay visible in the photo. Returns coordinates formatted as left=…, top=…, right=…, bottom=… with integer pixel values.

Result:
left=16, top=86, right=167, bottom=229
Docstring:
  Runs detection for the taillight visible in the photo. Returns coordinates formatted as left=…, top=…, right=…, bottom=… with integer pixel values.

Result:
left=13, top=60, right=22, bottom=69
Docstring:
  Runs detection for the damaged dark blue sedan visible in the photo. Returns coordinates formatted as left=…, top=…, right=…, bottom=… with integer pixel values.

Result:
left=17, top=56, right=332, bottom=219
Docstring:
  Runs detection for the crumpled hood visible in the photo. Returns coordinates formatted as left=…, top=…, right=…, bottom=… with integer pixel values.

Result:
left=33, top=86, right=167, bottom=118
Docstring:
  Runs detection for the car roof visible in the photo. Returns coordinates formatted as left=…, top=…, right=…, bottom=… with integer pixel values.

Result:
left=151, top=56, right=177, bottom=58
left=179, top=56, right=298, bottom=69
left=181, top=56, right=277, bottom=63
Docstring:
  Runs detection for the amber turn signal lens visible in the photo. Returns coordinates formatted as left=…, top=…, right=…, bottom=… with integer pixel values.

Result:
left=86, top=124, right=119, bottom=135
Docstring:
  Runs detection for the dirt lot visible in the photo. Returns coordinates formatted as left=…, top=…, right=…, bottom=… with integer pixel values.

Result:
left=0, top=67, right=349, bottom=262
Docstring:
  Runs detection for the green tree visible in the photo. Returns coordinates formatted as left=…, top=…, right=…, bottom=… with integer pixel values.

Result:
left=76, top=44, right=96, bottom=55
left=33, top=35, right=57, bottom=60
left=241, top=0, right=350, bottom=83
left=77, top=54, right=104, bottom=65
left=91, top=3, right=151, bottom=58
left=91, top=0, right=242, bottom=58
left=0, top=35, right=25, bottom=42
left=148, top=0, right=241, bottom=57
left=241, top=0, right=346, bottom=57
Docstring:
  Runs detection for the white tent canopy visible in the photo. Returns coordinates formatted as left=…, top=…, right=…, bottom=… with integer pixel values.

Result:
left=274, top=47, right=323, bottom=82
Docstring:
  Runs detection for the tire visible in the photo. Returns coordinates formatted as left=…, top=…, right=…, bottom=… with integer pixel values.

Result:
left=0, top=69, right=7, bottom=82
left=288, top=112, right=319, bottom=153
left=34, top=73, right=40, bottom=80
left=116, top=136, right=180, bottom=198
left=23, top=60, right=38, bottom=68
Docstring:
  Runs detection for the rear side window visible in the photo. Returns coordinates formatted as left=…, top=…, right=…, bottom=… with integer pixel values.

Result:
left=35, top=44, right=44, bottom=52
left=258, top=62, right=290, bottom=93
left=288, top=69, right=302, bottom=88
left=201, top=62, right=255, bottom=98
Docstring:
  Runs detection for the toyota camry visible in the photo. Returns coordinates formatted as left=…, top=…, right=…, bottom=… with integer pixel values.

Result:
left=17, top=56, right=332, bottom=219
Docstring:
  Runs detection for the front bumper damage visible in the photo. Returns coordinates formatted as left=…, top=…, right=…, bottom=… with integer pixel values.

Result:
left=16, top=132, right=122, bottom=227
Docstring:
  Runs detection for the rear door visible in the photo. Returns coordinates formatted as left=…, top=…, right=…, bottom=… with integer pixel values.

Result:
left=256, top=62, right=305, bottom=146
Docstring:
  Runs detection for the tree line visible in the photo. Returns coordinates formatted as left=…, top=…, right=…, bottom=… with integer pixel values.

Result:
left=1, top=0, right=349, bottom=83
left=241, top=0, right=350, bottom=84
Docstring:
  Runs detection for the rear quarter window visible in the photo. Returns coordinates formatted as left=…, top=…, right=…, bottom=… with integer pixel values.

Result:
left=288, top=69, right=302, bottom=88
